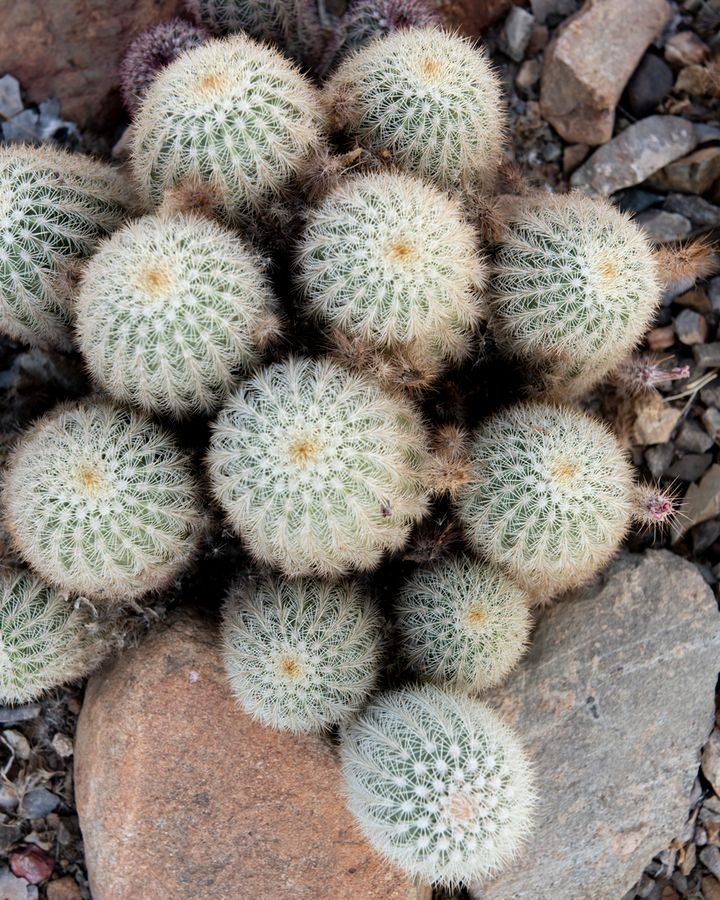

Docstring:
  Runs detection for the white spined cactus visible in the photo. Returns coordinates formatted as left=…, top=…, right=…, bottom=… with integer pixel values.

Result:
left=326, top=27, right=504, bottom=192
left=207, top=356, right=431, bottom=578
left=3, top=401, right=203, bottom=601
left=457, top=402, right=634, bottom=599
left=491, top=194, right=660, bottom=398
left=297, top=172, right=487, bottom=379
left=0, top=145, right=132, bottom=350
left=341, top=684, right=535, bottom=886
left=76, top=213, right=277, bottom=418
left=395, top=556, right=531, bottom=691
left=0, top=569, right=106, bottom=704
left=222, top=573, right=383, bottom=732
left=131, top=34, right=326, bottom=226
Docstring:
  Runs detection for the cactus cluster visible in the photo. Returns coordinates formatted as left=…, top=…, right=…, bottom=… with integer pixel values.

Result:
left=0, top=18, right=696, bottom=892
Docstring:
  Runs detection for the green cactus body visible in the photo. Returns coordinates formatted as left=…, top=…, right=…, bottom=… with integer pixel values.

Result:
left=457, top=402, right=634, bottom=599
left=207, top=356, right=430, bottom=578
left=297, top=172, right=486, bottom=376
left=0, top=570, right=104, bottom=703
left=185, top=0, right=288, bottom=43
left=491, top=195, right=660, bottom=397
left=131, top=34, right=325, bottom=226
left=222, top=574, right=383, bottom=732
left=326, top=27, right=504, bottom=192
left=3, top=401, right=203, bottom=601
left=341, top=684, right=535, bottom=885
left=76, top=213, right=276, bottom=418
left=395, top=556, right=531, bottom=691
left=0, top=145, right=132, bottom=350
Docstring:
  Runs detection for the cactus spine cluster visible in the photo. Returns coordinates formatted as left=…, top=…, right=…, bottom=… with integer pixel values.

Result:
left=119, top=18, right=210, bottom=115
left=0, top=569, right=107, bottom=704
left=297, top=171, right=487, bottom=379
left=184, top=0, right=287, bottom=44
left=222, top=574, right=383, bottom=732
left=395, top=556, right=532, bottom=691
left=76, top=213, right=277, bottom=418
left=208, top=356, right=430, bottom=578
left=491, top=194, right=660, bottom=397
left=3, top=401, right=203, bottom=601
left=457, top=402, right=634, bottom=598
left=326, top=28, right=504, bottom=192
left=341, top=684, right=535, bottom=885
left=0, top=145, right=132, bottom=350
left=131, top=35, right=326, bottom=226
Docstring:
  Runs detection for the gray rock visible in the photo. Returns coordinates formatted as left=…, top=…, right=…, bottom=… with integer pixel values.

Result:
left=0, top=868, right=27, bottom=900
left=1, top=108, right=39, bottom=143
left=693, top=342, right=720, bottom=368
left=20, top=787, right=59, bottom=819
left=636, top=209, right=692, bottom=243
left=696, top=123, right=720, bottom=145
left=0, top=705, right=39, bottom=725
left=674, top=308, right=707, bottom=344
left=0, top=822, right=23, bottom=855
left=473, top=551, right=720, bottom=900
left=667, top=452, right=713, bottom=481
left=701, top=380, right=720, bottom=407
left=676, top=419, right=714, bottom=453
left=530, top=0, right=578, bottom=23
left=0, top=75, right=22, bottom=120
left=644, top=441, right=674, bottom=478
left=702, top=406, right=720, bottom=441
left=499, top=7, right=535, bottom=61
left=516, top=59, right=542, bottom=93
left=710, top=277, right=720, bottom=314
left=690, top=518, right=720, bottom=553
left=700, top=845, right=720, bottom=880
left=613, top=188, right=665, bottom=215
left=702, top=729, right=720, bottom=795
left=633, top=395, right=682, bottom=444
left=625, top=54, right=674, bottom=117
left=672, top=464, right=720, bottom=540
left=570, top=116, right=697, bottom=195
left=664, top=194, right=720, bottom=229
left=648, top=146, right=720, bottom=195
left=664, top=31, right=710, bottom=67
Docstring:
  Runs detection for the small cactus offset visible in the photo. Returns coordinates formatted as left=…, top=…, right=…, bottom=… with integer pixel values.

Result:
left=326, top=28, right=504, bottom=192
left=131, top=34, right=326, bottom=226
left=207, top=356, right=430, bottom=578
left=76, top=213, right=278, bottom=418
left=318, top=0, right=441, bottom=76
left=490, top=194, right=660, bottom=398
left=222, top=573, right=383, bottom=732
left=395, top=556, right=532, bottom=691
left=340, top=684, right=535, bottom=885
left=0, top=569, right=108, bottom=704
left=0, top=145, right=132, bottom=350
left=119, top=18, right=210, bottom=115
left=3, top=401, right=203, bottom=601
left=457, top=402, right=634, bottom=599
left=297, top=171, right=487, bottom=381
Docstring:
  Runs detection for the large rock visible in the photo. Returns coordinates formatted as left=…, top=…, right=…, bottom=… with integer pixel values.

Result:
left=473, top=551, right=720, bottom=900
left=540, top=0, right=671, bottom=144
left=0, top=0, right=183, bottom=129
left=570, top=116, right=697, bottom=196
left=75, top=612, right=416, bottom=900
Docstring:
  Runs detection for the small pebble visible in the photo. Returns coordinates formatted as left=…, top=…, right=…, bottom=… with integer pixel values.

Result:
left=51, top=734, right=73, bottom=759
left=645, top=442, right=674, bottom=478
left=0, top=867, right=27, bottom=900
left=701, top=844, right=720, bottom=879
left=516, top=59, right=541, bottom=93
left=674, top=308, right=708, bottom=345
left=647, top=325, right=676, bottom=351
left=676, top=419, right=713, bottom=453
left=499, top=6, right=536, bottom=61
left=636, top=210, right=692, bottom=244
left=664, top=194, right=720, bottom=229
left=703, top=876, right=720, bottom=900
left=665, top=31, right=711, bottom=67
left=2, top=731, right=30, bottom=761
left=1, top=108, right=40, bottom=143
left=46, top=875, right=82, bottom=900
left=0, top=75, right=23, bottom=120
left=691, top=519, right=720, bottom=553
left=693, top=342, right=720, bottom=367
left=703, top=407, right=720, bottom=441
left=20, top=788, right=60, bottom=820
left=9, top=844, right=54, bottom=885
left=0, top=706, right=39, bottom=725
left=625, top=54, right=674, bottom=117
left=667, top=452, right=713, bottom=482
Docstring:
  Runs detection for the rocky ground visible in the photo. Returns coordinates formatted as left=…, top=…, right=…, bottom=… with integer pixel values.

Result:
left=1, top=0, right=720, bottom=897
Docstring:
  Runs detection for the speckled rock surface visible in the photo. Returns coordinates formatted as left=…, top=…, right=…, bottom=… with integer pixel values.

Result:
left=473, top=551, right=720, bottom=900
left=75, top=611, right=416, bottom=900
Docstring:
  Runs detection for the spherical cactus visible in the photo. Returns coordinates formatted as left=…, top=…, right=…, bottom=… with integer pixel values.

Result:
left=0, top=145, right=132, bottom=350
left=76, top=213, right=277, bottom=418
left=207, top=356, right=431, bottom=578
left=3, top=401, right=203, bottom=601
left=131, top=34, right=326, bottom=226
left=395, top=556, right=531, bottom=691
left=297, top=172, right=487, bottom=378
left=222, top=573, right=383, bottom=732
left=326, top=28, right=504, bottom=192
left=0, top=569, right=107, bottom=704
left=184, top=0, right=287, bottom=44
left=490, top=194, right=660, bottom=398
left=119, top=18, right=210, bottom=115
left=319, top=0, right=441, bottom=76
left=457, top=402, right=634, bottom=599
left=340, top=684, right=535, bottom=885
